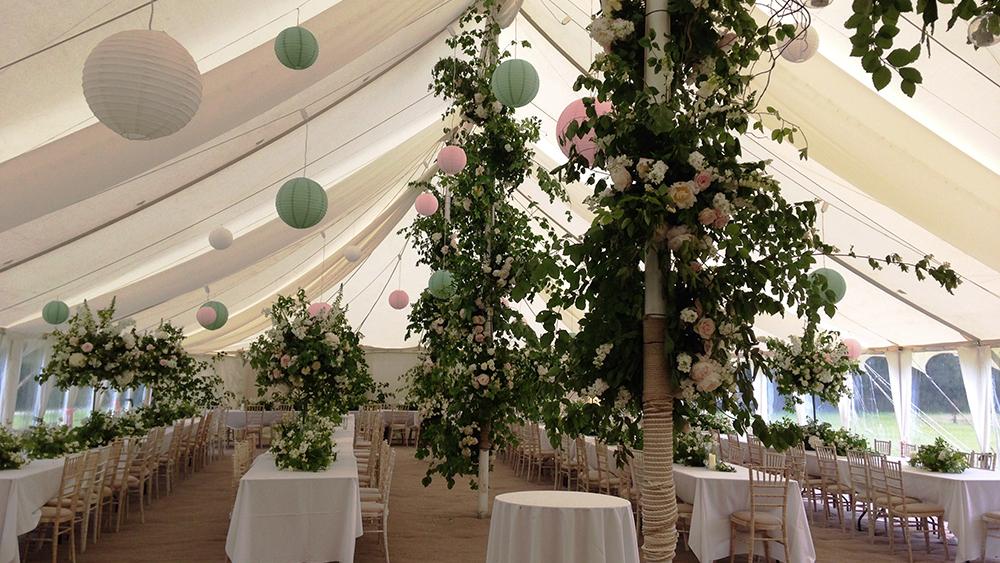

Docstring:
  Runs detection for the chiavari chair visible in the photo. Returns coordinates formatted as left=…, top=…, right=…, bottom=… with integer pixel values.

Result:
left=729, top=453, right=791, bottom=563
left=883, top=459, right=948, bottom=562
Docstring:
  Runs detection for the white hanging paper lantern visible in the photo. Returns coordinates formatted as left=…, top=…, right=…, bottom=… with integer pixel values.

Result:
left=209, top=227, right=233, bottom=250
left=781, top=26, right=820, bottom=63
left=344, top=245, right=363, bottom=262
left=83, top=30, right=203, bottom=140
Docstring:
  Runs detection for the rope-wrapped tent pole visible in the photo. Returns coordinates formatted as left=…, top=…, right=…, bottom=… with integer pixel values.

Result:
left=641, top=0, right=678, bottom=561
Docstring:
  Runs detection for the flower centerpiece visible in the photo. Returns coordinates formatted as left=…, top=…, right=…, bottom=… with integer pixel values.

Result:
left=270, top=415, right=339, bottom=472
left=764, top=330, right=857, bottom=405
left=674, top=428, right=714, bottom=467
left=19, top=423, right=81, bottom=459
left=247, top=289, right=374, bottom=416
left=133, top=320, right=206, bottom=397
left=113, top=409, right=147, bottom=437
left=72, top=411, right=119, bottom=448
left=909, top=437, right=968, bottom=473
left=0, top=427, right=27, bottom=470
left=39, top=299, right=139, bottom=391
left=801, top=419, right=868, bottom=456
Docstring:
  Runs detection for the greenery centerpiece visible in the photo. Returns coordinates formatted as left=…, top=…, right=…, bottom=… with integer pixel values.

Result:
left=38, top=299, right=139, bottom=391
left=400, top=0, right=564, bottom=515
left=909, top=437, right=969, bottom=473
left=270, top=415, right=339, bottom=472
left=0, top=427, right=27, bottom=470
left=674, top=429, right=713, bottom=467
left=802, top=419, right=869, bottom=456
left=72, top=411, right=119, bottom=448
left=764, top=330, right=857, bottom=405
left=247, top=289, right=374, bottom=416
left=132, top=320, right=209, bottom=402
left=19, top=423, right=81, bottom=459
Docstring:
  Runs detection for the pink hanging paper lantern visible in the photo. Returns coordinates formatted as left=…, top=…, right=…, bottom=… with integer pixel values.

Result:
left=556, top=98, right=613, bottom=166
left=437, top=145, right=467, bottom=175
left=414, top=192, right=439, bottom=216
left=843, top=338, right=863, bottom=360
left=388, top=289, right=410, bottom=310
left=308, top=302, right=332, bottom=317
left=195, top=306, right=217, bottom=326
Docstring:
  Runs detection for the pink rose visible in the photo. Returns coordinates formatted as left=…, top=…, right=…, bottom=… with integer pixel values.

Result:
left=271, top=369, right=281, bottom=379
left=474, top=333, right=486, bottom=343
left=476, top=374, right=491, bottom=386
left=666, top=226, right=695, bottom=251
left=690, top=359, right=714, bottom=382
left=694, top=170, right=713, bottom=190
left=694, top=318, right=716, bottom=339
left=689, top=261, right=703, bottom=272
left=279, top=354, right=291, bottom=368
left=713, top=213, right=730, bottom=228
left=698, top=208, right=717, bottom=225
left=81, top=342, right=94, bottom=353
left=159, top=359, right=168, bottom=367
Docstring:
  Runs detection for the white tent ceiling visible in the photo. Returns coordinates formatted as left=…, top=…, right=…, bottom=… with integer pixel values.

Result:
left=1, top=0, right=998, bottom=353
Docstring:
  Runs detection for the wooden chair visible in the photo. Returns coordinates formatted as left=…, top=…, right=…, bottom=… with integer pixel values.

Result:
left=847, top=449, right=876, bottom=541
left=982, top=511, right=1000, bottom=560
left=76, top=446, right=111, bottom=552
left=127, top=428, right=160, bottom=523
left=883, top=459, right=949, bottom=562
left=630, top=451, right=644, bottom=530
left=677, top=499, right=692, bottom=551
left=575, top=437, right=594, bottom=492
left=815, top=445, right=852, bottom=530
left=592, top=443, right=622, bottom=495
left=361, top=448, right=396, bottom=563
left=725, top=434, right=746, bottom=465
left=111, top=436, right=140, bottom=533
left=158, top=419, right=184, bottom=494
left=968, top=451, right=997, bottom=471
left=361, top=444, right=395, bottom=504
left=527, top=423, right=555, bottom=482
left=231, top=439, right=253, bottom=504
left=28, top=452, right=85, bottom=563
left=874, top=438, right=892, bottom=456
left=900, top=441, right=914, bottom=457
left=729, top=453, right=791, bottom=562
left=94, top=439, right=123, bottom=543
left=244, top=405, right=265, bottom=449
left=747, top=436, right=765, bottom=468
left=553, top=437, right=578, bottom=490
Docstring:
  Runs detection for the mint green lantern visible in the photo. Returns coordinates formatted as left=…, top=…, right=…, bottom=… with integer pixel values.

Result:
left=42, top=300, right=70, bottom=325
left=428, top=270, right=455, bottom=299
left=197, top=301, right=229, bottom=331
left=490, top=59, right=539, bottom=108
left=274, top=26, right=319, bottom=70
left=811, top=268, right=846, bottom=303
left=276, top=177, right=327, bottom=229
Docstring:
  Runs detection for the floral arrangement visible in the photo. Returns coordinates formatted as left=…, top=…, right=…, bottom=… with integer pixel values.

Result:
left=113, top=409, right=147, bottom=437
left=400, top=0, right=566, bottom=497
left=909, top=437, right=969, bottom=473
left=270, top=416, right=339, bottom=472
left=132, top=321, right=206, bottom=393
left=674, top=429, right=714, bottom=467
left=137, top=400, right=197, bottom=429
left=247, top=289, right=373, bottom=417
left=72, top=411, right=119, bottom=448
left=0, top=427, right=27, bottom=470
left=764, top=330, right=857, bottom=405
left=802, top=419, right=868, bottom=456
left=714, top=461, right=736, bottom=472
left=39, top=299, right=140, bottom=391
left=19, top=423, right=81, bottom=459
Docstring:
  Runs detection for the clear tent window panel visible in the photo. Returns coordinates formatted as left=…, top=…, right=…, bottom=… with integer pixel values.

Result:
left=852, top=356, right=901, bottom=454
left=912, top=352, right=978, bottom=452
left=13, top=347, right=45, bottom=429
left=70, top=386, right=95, bottom=427
left=42, top=387, right=65, bottom=424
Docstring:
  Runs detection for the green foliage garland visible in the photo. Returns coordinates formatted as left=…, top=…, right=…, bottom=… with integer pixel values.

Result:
left=909, top=437, right=969, bottom=473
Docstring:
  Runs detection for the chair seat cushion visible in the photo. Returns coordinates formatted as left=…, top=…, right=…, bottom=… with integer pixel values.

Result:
left=823, top=483, right=853, bottom=493
left=730, top=510, right=783, bottom=529
left=585, top=470, right=620, bottom=483
left=984, top=511, right=1000, bottom=522
left=361, top=501, right=385, bottom=515
left=39, top=505, right=74, bottom=520
left=678, top=502, right=693, bottom=514
left=895, top=502, right=945, bottom=515
left=874, top=494, right=919, bottom=506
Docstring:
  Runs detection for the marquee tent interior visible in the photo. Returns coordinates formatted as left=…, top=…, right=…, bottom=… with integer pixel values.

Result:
left=1, top=0, right=999, bottom=561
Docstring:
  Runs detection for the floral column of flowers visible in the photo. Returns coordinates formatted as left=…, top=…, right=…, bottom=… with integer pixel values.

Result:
left=401, top=0, right=564, bottom=516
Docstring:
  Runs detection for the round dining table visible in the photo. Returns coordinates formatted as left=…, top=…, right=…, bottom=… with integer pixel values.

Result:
left=486, top=490, right=639, bottom=563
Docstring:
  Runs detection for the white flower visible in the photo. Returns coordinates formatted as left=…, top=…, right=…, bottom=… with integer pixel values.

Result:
left=808, top=435, right=824, bottom=449
left=688, top=151, right=706, bottom=171
left=680, top=308, right=698, bottom=323
left=68, top=353, right=86, bottom=367
left=676, top=353, right=692, bottom=373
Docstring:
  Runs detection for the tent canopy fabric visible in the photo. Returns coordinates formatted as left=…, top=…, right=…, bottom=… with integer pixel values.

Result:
left=1, top=0, right=998, bottom=353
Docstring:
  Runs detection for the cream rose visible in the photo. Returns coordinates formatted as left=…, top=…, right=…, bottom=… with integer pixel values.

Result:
left=694, top=318, right=716, bottom=339
left=667, top=182, right=696, bottom=209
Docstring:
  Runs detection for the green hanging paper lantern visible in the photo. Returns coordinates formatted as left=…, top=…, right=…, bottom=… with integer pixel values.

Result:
left=42, top=300, right=70, bottom=325
left=428, top=270, right=456, bottom=299
left=276, top=177, right=327, bottom=229
left=274, top=26, right=319, bottom=70
left=811, top=267, right=847, bottom=303
left=490, top=59, right=539, bottom=108
left=197, top=301, right=229, bottom=331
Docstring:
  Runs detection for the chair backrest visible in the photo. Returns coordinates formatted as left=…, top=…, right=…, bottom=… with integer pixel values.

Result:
left=725, top=434, right=745, bottom=465
left=865, top=451, right=888, bottom=497
left=815, top=445, right=841, bottom=485
left=575, top=437, right=590, bottom=475
left=78, top=448, right=103, bottom=505
left=764, top=452, right=787, bottom=475
left=527, top=423, right=542, bottom=453
left=899, top=441, right=913, bottom=457
left=103, top=439, right=124, bottom=491
left=630, top=451, right=644, bottom=504
left=246, top=405, right=264, bottom=426
left=381, top=448, right=397, bottom=514
left=883, top=459, right=907, bottom=503
left=968, top=451, right=997, bottom=471
left=748, top=458, right=790, bottom=529
left=785, top=443, right=806, bottom=482
left=56, top=452, right=86, bottom=516
left=873, top=439, right=891, bottom=456
left=167, top=420, right=185, bottom=456
left=747, top=436, right=765, bottom=467
left=846, top=449, right=870, bottom=495
left=595, top=443, right=613, bottom=481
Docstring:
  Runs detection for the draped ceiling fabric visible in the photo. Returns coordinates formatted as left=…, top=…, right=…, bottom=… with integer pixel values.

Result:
left=1, top=0, right=999, bottom=354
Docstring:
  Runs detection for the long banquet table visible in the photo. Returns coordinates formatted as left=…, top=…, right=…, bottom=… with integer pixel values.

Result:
left=225, top=415, right=362, bottom=563
left=804, top=450, right=1000, bottom=561
left=674, top=463, right=816, bottom=562
left=0, top=459, right=64, bottom=563
left=225, top=410, right=290, bottom=429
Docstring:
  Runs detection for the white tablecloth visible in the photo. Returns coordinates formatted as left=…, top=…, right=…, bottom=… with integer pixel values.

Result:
left=805, top=450, right=1000, bottom=561
left=0, top=459, right=64, bottom=563
left=380, top=410, right=418, bottom=427
left=225, top=410, right=289, bottom=429
left=225, top=416, right=362, bottom=563
left=674, top=464, right=816, bottom=562
left=486, top=491, right=639, bottom=563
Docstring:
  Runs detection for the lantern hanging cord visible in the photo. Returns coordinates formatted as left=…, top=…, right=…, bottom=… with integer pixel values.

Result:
left=148, top=0, right=155, bottom=29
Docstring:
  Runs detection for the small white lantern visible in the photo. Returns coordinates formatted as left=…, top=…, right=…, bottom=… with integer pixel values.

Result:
left=781, top=26, right=820, bottom=63
left=209, top=227, right=233, bottom=250
left=344, top=245, right=362, bottom=262
left=83, top=30, right=203, bottom=140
